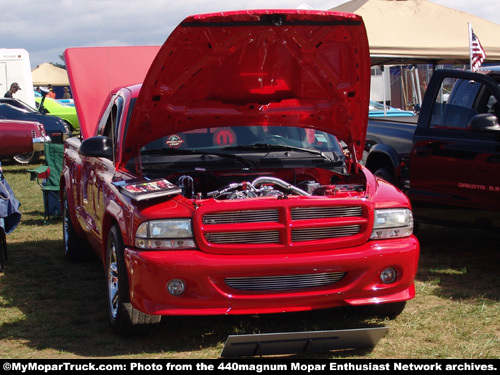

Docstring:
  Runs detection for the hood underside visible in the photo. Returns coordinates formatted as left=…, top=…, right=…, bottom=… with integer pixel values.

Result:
left=67, top=10, right=370, bottom=163
left=127, top=10, right=370, bottom=163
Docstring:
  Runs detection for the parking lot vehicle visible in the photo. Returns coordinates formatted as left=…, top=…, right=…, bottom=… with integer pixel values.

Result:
left=0, top=98, right=71, bottom=164
left=62, top=10, right=419, bottom=335
left=0, top=48, right=36, bottom=108
left=369, top=101, right=416, bottom=117
left=35, top=96, right=80, bottom=131
left=365, top=68, right=500, bottom=230
left=0, top=119, right=50, bottom=157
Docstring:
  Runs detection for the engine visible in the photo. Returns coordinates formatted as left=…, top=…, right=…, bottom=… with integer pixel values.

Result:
left=176, top=175, right=364, bottom=200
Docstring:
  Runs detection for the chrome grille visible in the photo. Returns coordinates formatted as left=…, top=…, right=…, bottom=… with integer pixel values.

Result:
left=225, top=272, right=346, bottom=291
left=291, top=206, right=363, bottom=220
left=292, top=225, right=361, bottom=242
left=200, top=204, right=367, bottom=248
left=203, top=209, right=279, bottom=224
left=205, top=230, right=280, bottom=244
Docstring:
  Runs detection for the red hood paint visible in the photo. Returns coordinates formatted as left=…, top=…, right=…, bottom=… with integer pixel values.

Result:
left=68, top=10, right=370, bottom=161
left=64, top=46, right=161, bottom=139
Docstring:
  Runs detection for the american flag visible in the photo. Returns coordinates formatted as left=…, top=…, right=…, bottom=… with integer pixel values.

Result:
left=470, top=28, right=486, bottom=72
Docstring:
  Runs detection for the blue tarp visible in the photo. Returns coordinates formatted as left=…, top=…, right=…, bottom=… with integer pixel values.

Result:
left=0, top=165, right=21, bottom=234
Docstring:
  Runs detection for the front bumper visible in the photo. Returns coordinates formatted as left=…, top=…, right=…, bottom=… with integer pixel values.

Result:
left=125, top=235, right=419, bottom=316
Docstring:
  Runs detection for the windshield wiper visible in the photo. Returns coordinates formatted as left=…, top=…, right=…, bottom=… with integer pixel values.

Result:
left=225, top=144, right=337, bottom=162
left=141, top=148, right=254, bottom=168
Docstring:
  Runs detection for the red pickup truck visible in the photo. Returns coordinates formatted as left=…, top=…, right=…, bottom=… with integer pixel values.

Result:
left=0, top=119, right=49, bottom=158
left=62, top=10, right=419, bottom=335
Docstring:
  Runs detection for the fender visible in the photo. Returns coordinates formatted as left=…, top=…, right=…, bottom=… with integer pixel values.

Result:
left=365, top=143, right=403, bottom=188
left=100, top=197, right=125, bottom=260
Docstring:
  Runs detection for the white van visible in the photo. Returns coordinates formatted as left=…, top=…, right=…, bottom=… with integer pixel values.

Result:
left=0, top=49, right=36, bottom=108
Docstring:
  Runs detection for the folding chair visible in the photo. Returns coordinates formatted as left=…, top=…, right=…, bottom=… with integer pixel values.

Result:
left=28, top=143, right=64, bottom=224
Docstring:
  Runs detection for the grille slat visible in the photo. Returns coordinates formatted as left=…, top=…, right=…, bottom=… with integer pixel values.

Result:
left=225, top=272, right=346, bottom=291
left=292, top=225, right=361, bottom=242
left=291, top=206, right=363, bottom=220
left=203, top=209, right=279, bottom=224
left=205, top=231, right=280, bottom=244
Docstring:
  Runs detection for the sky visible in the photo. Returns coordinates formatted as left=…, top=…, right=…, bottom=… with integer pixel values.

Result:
left=2, top=0, right=500, bottom=70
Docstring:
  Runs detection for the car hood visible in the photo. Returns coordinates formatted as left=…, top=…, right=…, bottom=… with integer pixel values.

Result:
left=124, top=10, right=370, bottom=163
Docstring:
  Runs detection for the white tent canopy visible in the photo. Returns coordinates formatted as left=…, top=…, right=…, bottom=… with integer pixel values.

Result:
left=31, top=63, right=69, bottom=86
left=332, top=0, right=500, bottom=66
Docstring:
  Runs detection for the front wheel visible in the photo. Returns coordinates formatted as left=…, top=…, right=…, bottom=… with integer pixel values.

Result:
left=106, top=225, right=161, bottom=335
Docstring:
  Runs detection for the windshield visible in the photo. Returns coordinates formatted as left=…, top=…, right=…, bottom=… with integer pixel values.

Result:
left=142, top=126, right=344, bottom=155
left=136, top=125, right=347, bottom=176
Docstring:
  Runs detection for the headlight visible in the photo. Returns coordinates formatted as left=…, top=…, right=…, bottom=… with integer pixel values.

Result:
left=370, top=208, right=413, bottom=239
left=135, top=219, right=196, bottom=250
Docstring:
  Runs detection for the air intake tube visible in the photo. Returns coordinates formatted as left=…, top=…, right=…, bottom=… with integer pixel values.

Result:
left=252, top=176, right=311, bottom=196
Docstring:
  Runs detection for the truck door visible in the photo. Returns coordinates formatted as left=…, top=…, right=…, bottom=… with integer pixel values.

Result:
left=81, top=95, right=123, bottom=246
left=410, top=70, right=500, bottom=228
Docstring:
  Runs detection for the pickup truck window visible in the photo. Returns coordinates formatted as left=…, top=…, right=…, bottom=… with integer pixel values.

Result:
left=138, top=126, right=347, bottom=180
left=97, top=95, right=124, bottom=141
left=142, top=126, right=344, bottom=155
left=430, top=77, right=486, bottom=130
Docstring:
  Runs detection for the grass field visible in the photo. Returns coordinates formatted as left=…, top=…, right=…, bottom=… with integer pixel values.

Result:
left=0, top=159, right=499, bottom=359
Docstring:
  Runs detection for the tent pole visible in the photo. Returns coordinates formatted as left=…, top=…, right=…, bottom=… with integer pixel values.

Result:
left=380, top=65, right=387, bottom=116
left=415, top=67, right=422, bottom=108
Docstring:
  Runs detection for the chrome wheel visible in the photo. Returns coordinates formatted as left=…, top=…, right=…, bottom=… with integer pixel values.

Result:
left=12, top=151, right=41, bottom=165
left=107, top=241, right=119, bottom=320
left=105, top=225, right=161, bottom=335
left=63, top=199, right=69, bottom=254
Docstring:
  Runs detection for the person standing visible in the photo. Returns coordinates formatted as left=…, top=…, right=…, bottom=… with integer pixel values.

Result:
left=47, top=84, right=56, bottom=99
left=62, top=87, right=71, bottom=99
left=4, top=82, right=21, bottom=98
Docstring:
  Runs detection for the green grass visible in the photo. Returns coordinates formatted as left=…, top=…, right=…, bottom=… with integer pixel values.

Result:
left=0, top=160, right=499, bottom=359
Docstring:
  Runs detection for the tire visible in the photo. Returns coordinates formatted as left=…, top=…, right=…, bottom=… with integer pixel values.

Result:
left=106, top=225, right=161, bottom=336
left=64, top=120, right=74, bottom=133
left=12, top=151, right=42, bottom=165
left=62, top=191, right=90, bottom=261
left=374, top=167, right=397, bottom=186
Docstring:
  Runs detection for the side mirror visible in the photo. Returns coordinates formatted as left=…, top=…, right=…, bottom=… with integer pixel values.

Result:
left=467, top=113, right=500, bottom=132
left=80, top=136, right=113, bottom=159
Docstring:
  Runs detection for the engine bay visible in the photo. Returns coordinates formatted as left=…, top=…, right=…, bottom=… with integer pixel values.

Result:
left=166, top=168, right=366, bottom=201
left=131, top=126, right=366, bottom=201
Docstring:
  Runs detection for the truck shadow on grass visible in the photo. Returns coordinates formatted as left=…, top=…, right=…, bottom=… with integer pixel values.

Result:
left=0, top=239, right=384, bottom=358
left=415, top=224, right=500, bottom=301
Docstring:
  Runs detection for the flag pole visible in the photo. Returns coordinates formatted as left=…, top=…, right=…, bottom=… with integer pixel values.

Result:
left=468, top=22, right=473, bottom=71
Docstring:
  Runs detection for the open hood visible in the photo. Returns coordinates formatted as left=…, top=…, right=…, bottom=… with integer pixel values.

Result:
left=125, top=10, right=370, bottom=163
left=65, top=46, right=161, bottom=140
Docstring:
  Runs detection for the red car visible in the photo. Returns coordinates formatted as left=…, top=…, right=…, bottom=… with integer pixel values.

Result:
left=62, top=10, right=419, bottom=335
left=0, top=119, right=49, bottom=158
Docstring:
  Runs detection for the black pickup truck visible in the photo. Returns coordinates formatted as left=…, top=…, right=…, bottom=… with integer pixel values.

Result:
left=365, top=68, right=500, bottom=230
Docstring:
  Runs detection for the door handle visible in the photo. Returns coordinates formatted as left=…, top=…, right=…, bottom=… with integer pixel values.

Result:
left=414, top=146, right=432, bottom=157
